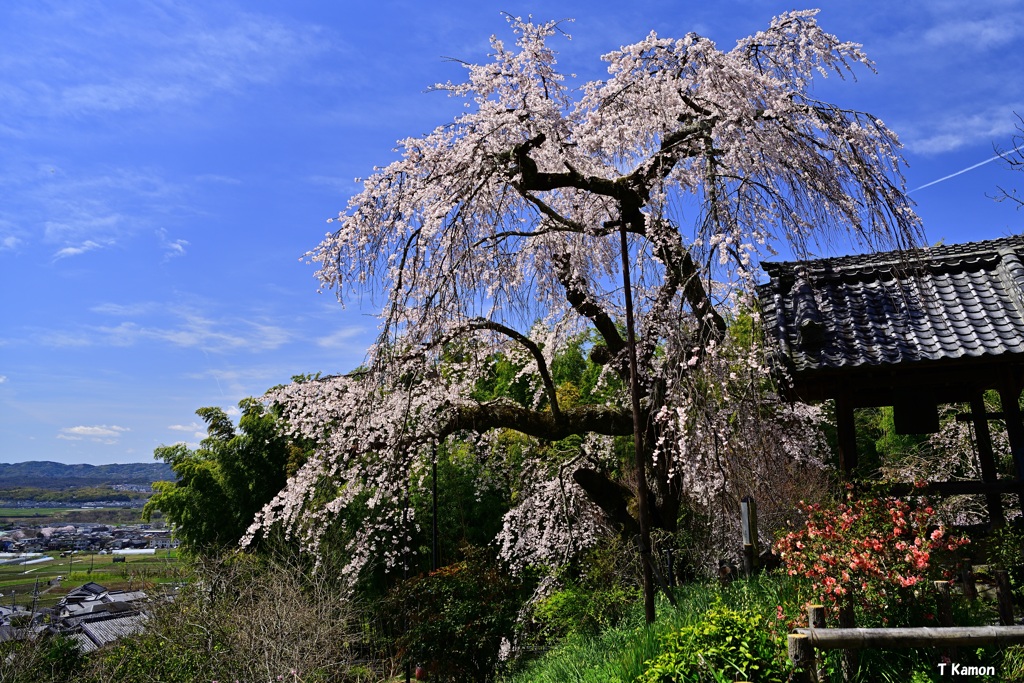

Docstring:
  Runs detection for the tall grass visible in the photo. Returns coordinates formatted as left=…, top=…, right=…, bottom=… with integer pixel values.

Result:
left=504, top=574, right=803, bottom=683
left=503, top=572, right=1016, bottom=683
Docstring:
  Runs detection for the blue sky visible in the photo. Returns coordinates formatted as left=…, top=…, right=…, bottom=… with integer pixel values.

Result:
left=2, top=0, right=1023, bottom=465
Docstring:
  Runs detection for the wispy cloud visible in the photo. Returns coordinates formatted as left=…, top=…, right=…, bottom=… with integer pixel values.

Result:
left=1, top=5, right=328, bottom=124
left=922, top=17, right=1023, bottom=50
left=58, top=424, right=130, bottom=444
left=903, top=106, right=1023, bottom=155
left=0, top=375, right=8, bottom=384
left=157, top=228, right=188, bottom=260
left=316, top=326, right=367, bottom=349
left=40, top=304, right=293, bottom=352
left=53, top=239, right=110, bottom=260
left=90, top=302, right=159, bottom=316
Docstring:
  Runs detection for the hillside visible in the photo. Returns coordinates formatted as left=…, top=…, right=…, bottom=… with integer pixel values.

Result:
left=0, top=461, right=174, bottom=489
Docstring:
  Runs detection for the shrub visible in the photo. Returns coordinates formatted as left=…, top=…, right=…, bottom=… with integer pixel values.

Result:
left=636, top=602, right=788, bottom=683
left=83, top=553, right=372, bottom=683
left=388, top=545, right=526, bottom=682
left=532, top=584, right=635, bottom=641
left=774, top=492, right=968, bottom=625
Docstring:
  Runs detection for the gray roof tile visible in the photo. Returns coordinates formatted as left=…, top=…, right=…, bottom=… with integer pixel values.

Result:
left=759, top=235, right=1024, bottom=375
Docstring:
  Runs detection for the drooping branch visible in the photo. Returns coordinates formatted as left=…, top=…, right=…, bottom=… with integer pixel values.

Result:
left=461, top=318, right=562, bottom=421
left=439, top=398, right=632, bottom=442
left=551, top=252, right=626, bottom=362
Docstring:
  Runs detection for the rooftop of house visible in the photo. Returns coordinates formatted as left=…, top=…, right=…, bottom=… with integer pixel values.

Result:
left=758, top=234, right=1024, bottom=404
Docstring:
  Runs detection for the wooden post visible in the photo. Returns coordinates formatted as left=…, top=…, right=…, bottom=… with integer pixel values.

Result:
left=788, top=633, right=815, bottom=683
left=996, top=569, right=1016, bottom=625
left=808, top=604, right=826, bottom=629
left=971, top=392, right=1006, bottom=527
left=807, top=604, right=826, bottom=683
left=961, top=562, right=978, bottom=601
left=999, top=381, right=1024, bottom=517
left=836, top=397, right=858, bottom=478
left=741, top=496, right=758, bottom=578
left=935, top=580, right=956, bottom=661
left=935, top=580, right=953, bottom=627
left=838, top=595, right=858, bottom=683
left=619, top=224, right=656, bottom=624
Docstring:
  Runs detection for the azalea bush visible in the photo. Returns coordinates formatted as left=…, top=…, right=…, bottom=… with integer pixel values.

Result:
left=774, top=492, right=969, bottom=625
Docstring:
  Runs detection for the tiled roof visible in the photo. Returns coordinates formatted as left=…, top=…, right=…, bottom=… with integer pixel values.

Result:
left=80, top=613, right=147, bottom=648
left=758, top=235, right=1024, bottom=376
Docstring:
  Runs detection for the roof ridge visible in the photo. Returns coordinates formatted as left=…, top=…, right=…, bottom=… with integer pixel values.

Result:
left=763, top=234, right=1024, bottom=278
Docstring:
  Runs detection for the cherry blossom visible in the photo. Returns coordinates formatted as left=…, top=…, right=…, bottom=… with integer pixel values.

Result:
left=244, top=11, right=921, bottom=584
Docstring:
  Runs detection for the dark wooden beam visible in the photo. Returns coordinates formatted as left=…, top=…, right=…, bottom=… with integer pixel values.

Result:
left=971, top=392, right=1005, bottom=527
left=835, top=396, right=857, bottom=477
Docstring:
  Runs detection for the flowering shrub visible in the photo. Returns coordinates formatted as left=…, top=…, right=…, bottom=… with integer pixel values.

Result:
left=774, top=494, right=968, bottom=621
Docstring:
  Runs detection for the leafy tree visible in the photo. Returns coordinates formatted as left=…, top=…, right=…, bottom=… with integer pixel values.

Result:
left=247, top=12, right=920, bottom=619
left=145, top=398, right=297, bottom=552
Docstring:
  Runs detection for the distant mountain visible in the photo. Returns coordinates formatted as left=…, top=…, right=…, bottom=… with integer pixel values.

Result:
left=0, top=461, right=175, bottom=489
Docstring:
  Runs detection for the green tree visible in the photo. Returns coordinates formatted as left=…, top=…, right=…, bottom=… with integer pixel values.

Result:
left=144, top=398, right=297, bottom=552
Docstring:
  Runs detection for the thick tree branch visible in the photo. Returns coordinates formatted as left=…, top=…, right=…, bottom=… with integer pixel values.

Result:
left=440, top=398, right=632, bottom=441
left=462, top=318, right=562, bottom=421
left=551, top=252, right=627, bottom=361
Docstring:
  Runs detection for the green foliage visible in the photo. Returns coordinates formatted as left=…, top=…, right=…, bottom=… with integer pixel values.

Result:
left=636, top=602, right=788, bottom=683
left=984, top=524, right=1024, bottom=603
left=528, top=536, right=639, bottom=643
left=532, top=584, right=635, bottom=641
left=84, top=554, right=371, bottom=683
left=409, top=442, right=512, bottom=572
left=144, top=398, right=299, bottom=552
left=0, top=486, right=134, bottom=503
left=389, top=546, right=527, bottom=683
left=0, top=635, right=88, bottom=683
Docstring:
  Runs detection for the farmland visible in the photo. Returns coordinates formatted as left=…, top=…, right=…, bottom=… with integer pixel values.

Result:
left=0, top=549, right=183, bottom=610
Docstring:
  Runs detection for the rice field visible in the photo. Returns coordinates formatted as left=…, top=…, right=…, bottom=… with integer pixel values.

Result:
left=0, top=549, right=184, bottom=610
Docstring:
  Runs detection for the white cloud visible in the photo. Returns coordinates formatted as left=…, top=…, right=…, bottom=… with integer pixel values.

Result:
left=53, top=239, right=109, bottom=260
left=2, top=6, right=328, bottom=122
left=316, top=326, right=367, bottom=349
left=36, top=304, right=294, bottom=353
left=0, top=235, right=19, bottom=250
left=58, top=424, right=130, bottom=444
left=0, top=375, right=7, bottom=384
left=168, top=422, right=206, bottom=440
left=904, top=105, right=1023, bottom=155
left=157, top=228, right=189, bottom=259
left=923, top=17, right=1024, bottom=51
left=90, top=302, right=159, bottom=316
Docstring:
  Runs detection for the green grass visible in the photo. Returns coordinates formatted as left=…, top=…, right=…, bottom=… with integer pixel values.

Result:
left=0, top=550, right=184, bottom=609
left=504, top=576, right=804, bottom=683
left=502, top=573, right=1015, bottom=683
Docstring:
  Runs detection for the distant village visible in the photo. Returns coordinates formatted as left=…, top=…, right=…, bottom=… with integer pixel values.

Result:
left=0, top=521, right=180, bottom=652
left=0, top=522, right=177, bottom=554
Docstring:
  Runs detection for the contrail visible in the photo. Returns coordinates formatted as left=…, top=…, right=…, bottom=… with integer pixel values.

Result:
left=911, top=143, right=1024, bottom=193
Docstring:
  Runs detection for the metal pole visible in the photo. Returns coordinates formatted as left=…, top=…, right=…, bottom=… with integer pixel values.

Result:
left=619, top=224, right=656, bottom=624
left=432, top=450, right=439, bottom=572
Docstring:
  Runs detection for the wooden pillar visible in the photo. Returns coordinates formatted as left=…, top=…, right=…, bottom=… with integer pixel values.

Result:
left=836, top=396, right=857, bottom=478
left=971, top=392, right=1005, bottom=527
left=999, top=380, right=1024, bottom=517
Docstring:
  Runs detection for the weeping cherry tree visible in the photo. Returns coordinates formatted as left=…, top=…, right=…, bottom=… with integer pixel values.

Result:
left=245, top=11, right=922, bottom=621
